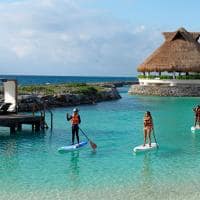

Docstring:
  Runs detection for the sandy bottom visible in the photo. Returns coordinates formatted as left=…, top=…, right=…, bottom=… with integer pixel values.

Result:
left=1, top=182, right=200, bottom=200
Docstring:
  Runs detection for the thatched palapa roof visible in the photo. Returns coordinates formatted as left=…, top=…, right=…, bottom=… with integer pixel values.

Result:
left=137, top=28, right=200, bottom=72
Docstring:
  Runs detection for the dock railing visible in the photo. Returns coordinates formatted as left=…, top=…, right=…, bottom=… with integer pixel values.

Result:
left=32, top=100, right=53, bottom=131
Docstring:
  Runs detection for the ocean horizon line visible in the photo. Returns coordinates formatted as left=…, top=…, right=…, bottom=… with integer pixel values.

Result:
left=0, top=74, right=136, bottom=78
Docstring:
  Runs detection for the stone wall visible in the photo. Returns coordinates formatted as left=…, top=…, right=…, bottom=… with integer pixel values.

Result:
left=129, top=85, right=200, bottom=97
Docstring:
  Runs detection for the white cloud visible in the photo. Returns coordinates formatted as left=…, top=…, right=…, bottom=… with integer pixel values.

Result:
left=0, top=0, right=162, bottom=76
left=133, top=25, right=146, bottom=34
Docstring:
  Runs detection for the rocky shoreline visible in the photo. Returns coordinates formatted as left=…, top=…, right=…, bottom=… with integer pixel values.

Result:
left=129, top=84, right=200, bottom=97
left=90, top=80, right=138, bottom=88
left=17, top=81, right=136, bottom=112
left=18, top=87, right=121, bottom=112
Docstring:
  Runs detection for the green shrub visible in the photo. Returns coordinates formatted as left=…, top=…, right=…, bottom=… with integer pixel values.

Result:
left=18, top=83, right=102, bottom=95
left=176, top=75, right=200, bottom=80
left=159, top=75, right=173, bottom=79
left=75, top=86, right=98, bottom=95
left=64, top=83, right=87, bottom=87
left=138, top=74, right=200, bottom=80
left=138, top=75, right=173, bottom=79
left=138, top=75, right=157, bottom=79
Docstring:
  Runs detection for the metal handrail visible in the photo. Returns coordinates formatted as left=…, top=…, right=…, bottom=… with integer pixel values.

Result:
left=47, top=109, right=53, bottom=130
left=43, top=101, right=53, bottom=131
left=31, top=100, right=53, bottom=131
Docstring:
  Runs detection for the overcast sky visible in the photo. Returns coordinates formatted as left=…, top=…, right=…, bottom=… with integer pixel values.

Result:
left=0, top=0, right=200, bottom=76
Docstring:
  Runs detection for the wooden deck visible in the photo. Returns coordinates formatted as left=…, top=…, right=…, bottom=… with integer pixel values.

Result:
left=0, top=114, right=44, bottom=133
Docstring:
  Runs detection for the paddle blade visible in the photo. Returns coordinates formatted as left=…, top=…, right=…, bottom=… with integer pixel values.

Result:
left=89, top=140, right=97, bottom=150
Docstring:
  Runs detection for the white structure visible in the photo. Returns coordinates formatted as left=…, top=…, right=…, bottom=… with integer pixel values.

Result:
left=2, top=80, right=17, bottom=113
left=138, top=78, right=200, bottom=86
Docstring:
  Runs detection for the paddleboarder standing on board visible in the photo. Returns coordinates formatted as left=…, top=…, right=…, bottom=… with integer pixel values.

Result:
left=143, top=111, right=153, bottom=147
left=67, top=108, right=81, bottom=145
left=193, top=105, right=200, bottom=127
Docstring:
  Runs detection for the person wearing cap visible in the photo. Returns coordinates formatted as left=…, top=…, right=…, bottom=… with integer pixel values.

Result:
left=67, top=108, right=81, bottom=145
left=193, top=105, right=200, bottom=127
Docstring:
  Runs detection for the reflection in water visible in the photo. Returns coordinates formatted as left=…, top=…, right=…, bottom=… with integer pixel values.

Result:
left=68, top=151, right=80, bottom=188
left=4, top=139, right=17, bottom=156
left=0, top=139, right=18, bottom=176
left=190, top=129, right=200, bottom=154
left=0, top=131, right=46, bottom=176
left=140, top=153, right=153, bottom=187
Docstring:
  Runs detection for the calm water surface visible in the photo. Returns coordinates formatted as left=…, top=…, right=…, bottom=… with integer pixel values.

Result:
left=0, top=75, right=136, bottom=85
left=0, top=87, right=200, bottom=199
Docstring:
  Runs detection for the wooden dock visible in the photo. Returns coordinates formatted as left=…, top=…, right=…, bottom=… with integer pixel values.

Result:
left=0, top=114, right=44, bottom=133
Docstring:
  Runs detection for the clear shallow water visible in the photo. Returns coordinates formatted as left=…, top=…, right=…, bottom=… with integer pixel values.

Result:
left=0, top=87, right=200, bottom=199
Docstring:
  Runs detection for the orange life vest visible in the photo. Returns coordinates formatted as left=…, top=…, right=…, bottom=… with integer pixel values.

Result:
left=71, top=114, right=79, bottom=125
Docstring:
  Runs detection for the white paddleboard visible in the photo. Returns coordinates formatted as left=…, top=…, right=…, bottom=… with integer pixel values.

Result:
left=58, top=141, right=87, bottom=153
left=191, top=126, right=200, bottom=132
left=133, top=143, right=158, bottom=153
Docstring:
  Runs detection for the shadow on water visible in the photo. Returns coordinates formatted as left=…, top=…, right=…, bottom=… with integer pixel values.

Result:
left=0, top=129, right=46, bottom=139
left=88, top=149, right=97, bottom=157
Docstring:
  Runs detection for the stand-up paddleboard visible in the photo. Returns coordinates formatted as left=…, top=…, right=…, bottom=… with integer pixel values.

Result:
left=58, top=141, right=87, bottom=153
left=191, top=125, right=200, bottom=133
left=133, top=143, right=158, bottom=153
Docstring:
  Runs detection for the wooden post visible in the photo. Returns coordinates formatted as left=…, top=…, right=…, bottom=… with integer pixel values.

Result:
left=35, top=122, right=40, bottom=132
left=17, top=124, right=22, bottom=131
left=10, top=126, right=16, bottom=134
left=32, top=103, right=35, bottom=116
left=32, top=124, right=35, bottom=131
left=50, top=113, right=53, bottom=130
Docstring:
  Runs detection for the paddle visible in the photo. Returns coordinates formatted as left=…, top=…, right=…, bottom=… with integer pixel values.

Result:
left=152, top=128, right=159, bottom=149
left=152, top=120, right=159, bottom=149
left=79, top=127, right=97, bottom=150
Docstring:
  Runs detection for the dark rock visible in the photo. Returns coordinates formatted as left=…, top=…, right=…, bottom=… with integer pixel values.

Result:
left=90, top=81, right=138, bottom=88
left=18, top=87, right=121, bottom=112
left=129, top=85, right=200, bottom=97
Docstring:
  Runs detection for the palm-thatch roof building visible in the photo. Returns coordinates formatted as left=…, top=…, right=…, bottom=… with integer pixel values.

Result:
left=137, top=27, right=200, bottom=86
left=129, top=28, right=200, bottom=96
left=138, top=27, right=200, bottom=73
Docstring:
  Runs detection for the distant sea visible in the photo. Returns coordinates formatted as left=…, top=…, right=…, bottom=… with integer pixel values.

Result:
left=0, top=75, right=137, bottom=85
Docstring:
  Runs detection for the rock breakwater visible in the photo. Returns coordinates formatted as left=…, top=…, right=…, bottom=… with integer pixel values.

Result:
left=129, top=85, right=200, bottom=97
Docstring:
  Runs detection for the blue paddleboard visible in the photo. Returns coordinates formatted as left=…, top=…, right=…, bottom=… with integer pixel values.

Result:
left=58, top=141, right=88, bottom=153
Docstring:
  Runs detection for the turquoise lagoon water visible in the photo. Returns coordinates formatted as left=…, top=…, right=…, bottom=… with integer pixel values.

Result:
left=1, top=87, right=200, bottom=199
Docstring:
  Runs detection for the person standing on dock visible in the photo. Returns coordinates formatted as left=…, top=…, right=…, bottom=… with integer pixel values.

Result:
left=193, top=105, right=200, bottom=127
left=143, top=111, right=153, bottom=147
left=67, top=108, right=81, bottom=145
